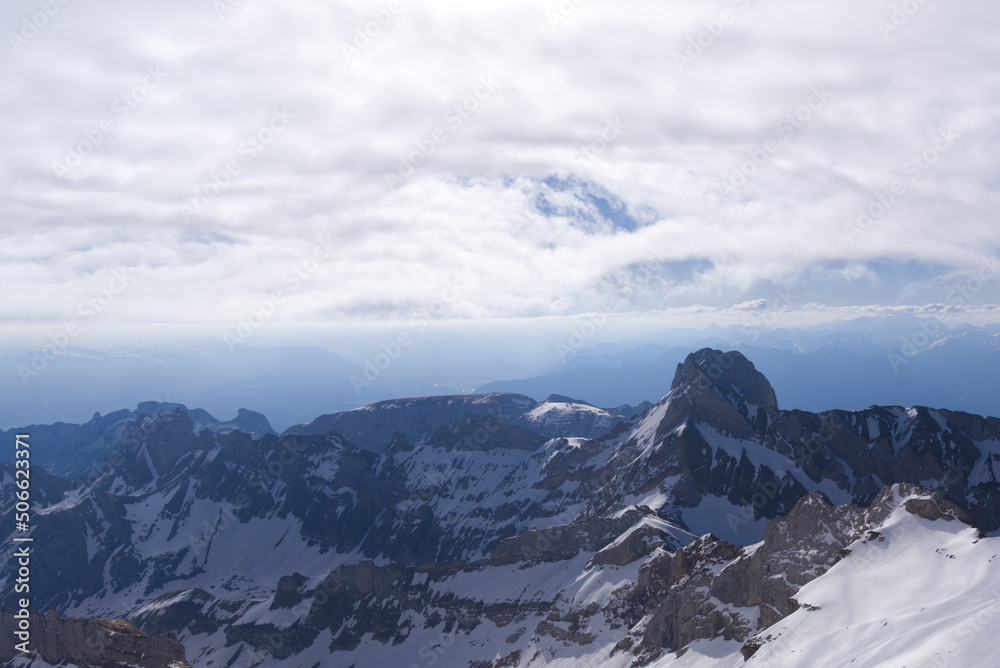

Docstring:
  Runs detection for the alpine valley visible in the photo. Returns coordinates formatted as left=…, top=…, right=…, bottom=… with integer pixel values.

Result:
left=3, top=348, right=1000, bottom=668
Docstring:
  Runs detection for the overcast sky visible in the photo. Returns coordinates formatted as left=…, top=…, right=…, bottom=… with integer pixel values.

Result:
left=2, top=0, right=999, bottom=348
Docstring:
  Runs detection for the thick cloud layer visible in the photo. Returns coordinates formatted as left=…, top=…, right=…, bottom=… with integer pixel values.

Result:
left=1, top=0, right=998, bottom=342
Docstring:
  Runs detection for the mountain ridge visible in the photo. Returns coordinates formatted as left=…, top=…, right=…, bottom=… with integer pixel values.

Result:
left=4, top=348, right=1000, bottom=666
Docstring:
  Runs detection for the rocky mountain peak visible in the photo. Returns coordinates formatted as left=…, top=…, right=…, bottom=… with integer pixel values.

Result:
left=110, top=409, right=214, bottom=488
left=228, top=407, right=276, bottom=435
left=135, top=400, right=187, bottom=415
left=671, top=348, right=779, bottom=411
left=868, top=482, right=975, bottom=526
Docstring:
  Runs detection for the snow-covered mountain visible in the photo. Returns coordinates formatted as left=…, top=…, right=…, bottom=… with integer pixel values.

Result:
left=3, top=348, right=1000, bottom=667
left=513, top=394, right=625, bottom=439
left=282, top=392, right=638, bottom=449
left=0, top=402, right=275, bottom=479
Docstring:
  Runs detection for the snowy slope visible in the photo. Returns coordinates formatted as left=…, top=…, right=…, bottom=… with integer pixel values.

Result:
left=516, top=399, right=623, bottom=439
left=136, top=485, right=1000, bottom=668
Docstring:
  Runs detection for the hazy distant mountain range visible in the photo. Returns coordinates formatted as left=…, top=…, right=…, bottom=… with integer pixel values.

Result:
left=3, top=316, right=999, bottom=436
left=481, top=318, right=1000, bottom=416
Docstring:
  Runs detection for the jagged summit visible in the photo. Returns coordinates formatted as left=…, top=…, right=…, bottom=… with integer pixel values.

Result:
left=133, top=402, right=276, bottom=435
left=135, top=401, right=216, bottom=424
left=228, top=407, right=276, bottom=435
left=653, top=348, right=779, bottom=442
left=671, top=348, right=778, bottom=411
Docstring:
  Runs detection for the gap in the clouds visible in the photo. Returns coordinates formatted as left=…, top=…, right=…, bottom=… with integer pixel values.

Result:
left=179, top=229, right=239, bottom=245
left=452, top=174, right=654, bottom=235
left=535, top=175, right=643, bottom=233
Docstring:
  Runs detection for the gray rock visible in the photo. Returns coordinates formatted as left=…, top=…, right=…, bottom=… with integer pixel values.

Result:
left=0, top=608, right=191, bottom=668
left=282, top=393, right=539, bottom=451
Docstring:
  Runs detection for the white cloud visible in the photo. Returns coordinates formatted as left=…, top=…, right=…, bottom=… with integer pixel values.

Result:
left=1, top=0, right=999, bottom=344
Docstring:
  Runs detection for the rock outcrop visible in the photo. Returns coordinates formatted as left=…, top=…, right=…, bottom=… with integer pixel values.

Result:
left=0, top=402, right=276, bottom=479
left=281, top=393, right=540, bottom=451
left=615, top=483, right=966, bottom=663
left=0, top=608, right=191, bottom=668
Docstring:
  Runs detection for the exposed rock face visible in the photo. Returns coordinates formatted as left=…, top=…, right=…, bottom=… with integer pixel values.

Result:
left=117, top=411, right=213, bottom=487
left=608, top=400, right=654, bottom=418
left=488, top=508, right=690, bottom=565
left=0, top=608, right=191, bottom=668
left=281, top=393, right=540, bottom=451
left=131, top=588, right=236, bottom=638
left=283, top=392, right=631, bottom=450
left=618, top=484, right=960, bottom=662
left=0, top=462, right=72, bottom=507
left=427, top=413, right=548, bottom=452
left=0, top=402, right=275, bottom=478
left=134, top=484, right=969, bottom=667
left=666, top=348, right=777, bottom=441
left=0, top=410, right=136, bottom=479
left=588, top=520, right=673, bottom=567
left=207, top=407, right=277, bottom=437
left=674, top=348, right=779, bottom=411
left=14, top=489, right=141, bottom=610
left=588, top=348, right=1000, bottom=535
